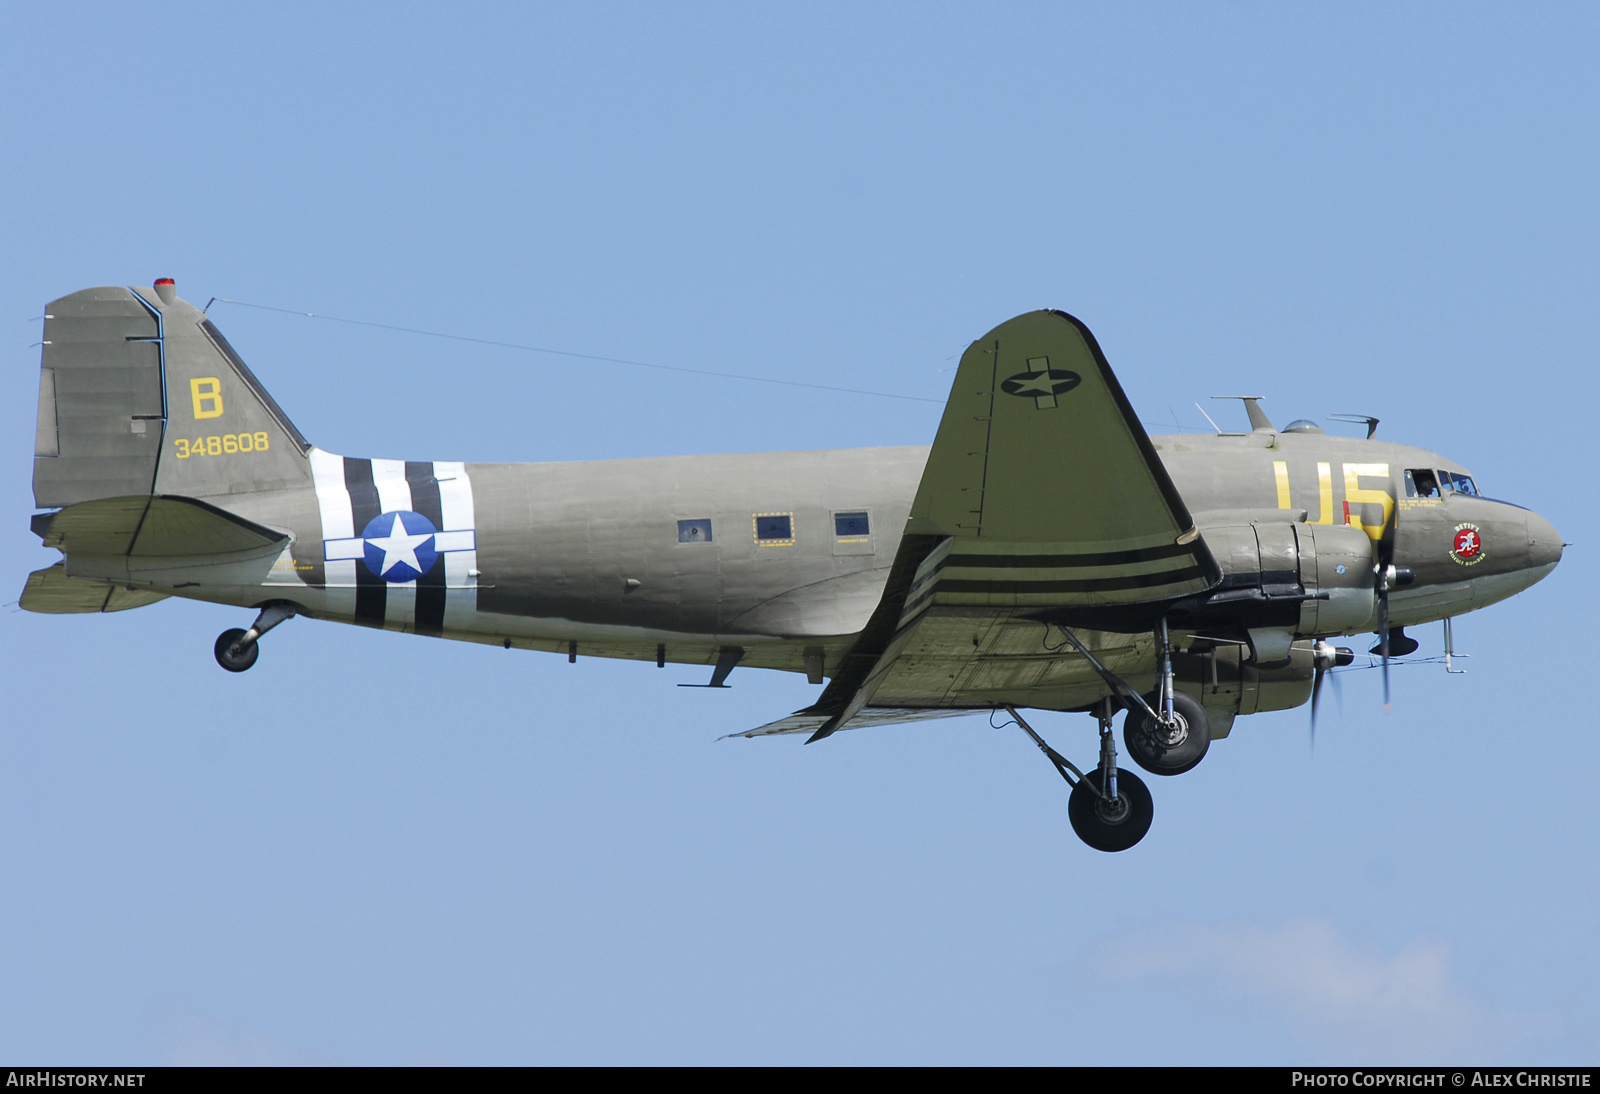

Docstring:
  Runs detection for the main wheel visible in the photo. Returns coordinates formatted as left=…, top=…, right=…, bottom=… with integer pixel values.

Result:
left=1067, top=767, right=1153, bottom=852
left=1123, top=690, right=1211, bottom=776
left=214, top=628, right=259, bottom=673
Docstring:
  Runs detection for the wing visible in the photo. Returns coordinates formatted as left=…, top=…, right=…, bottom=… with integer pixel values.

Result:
left=908, top=309, right=1217, bottom=603
left=790, top=310, right=1220, bottom=741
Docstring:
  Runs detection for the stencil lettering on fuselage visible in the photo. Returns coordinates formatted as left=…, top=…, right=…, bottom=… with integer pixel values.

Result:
left=309, top=449, right=478, bottom=634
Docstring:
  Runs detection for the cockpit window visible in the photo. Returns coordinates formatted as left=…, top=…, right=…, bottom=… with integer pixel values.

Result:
left=1440, top=471, right=1479, bottom=497
left=1405, top=469, right=1441, bottom=499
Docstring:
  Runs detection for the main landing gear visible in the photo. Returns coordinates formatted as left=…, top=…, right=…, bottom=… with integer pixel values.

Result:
left=1015, top=617, right=1214, bottom=850
left=1122, top=618, right=1211, bottom=776
left=1009, top=700, right=1153, bottom=853
left=214, top=603, right=296, bottom=672
left=1053, top=616, right=1212, bottom=778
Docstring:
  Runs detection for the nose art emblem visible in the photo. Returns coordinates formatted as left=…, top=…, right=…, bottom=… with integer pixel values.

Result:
left=1451, top=523, right=1485, bottom=565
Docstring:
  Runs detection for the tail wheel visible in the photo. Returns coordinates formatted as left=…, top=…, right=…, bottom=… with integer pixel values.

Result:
left=214, top=628, right=259, bottom=673
left=1123, top=690, right=1211, bottom=776
left=1067, top=767, right=1153, bottom=852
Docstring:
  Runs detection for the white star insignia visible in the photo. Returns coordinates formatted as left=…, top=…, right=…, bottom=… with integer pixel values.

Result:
left=366, top=513, right=432, bottom=578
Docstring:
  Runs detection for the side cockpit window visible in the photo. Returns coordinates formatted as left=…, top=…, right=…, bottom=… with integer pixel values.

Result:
left=1440, top=471, right=1479, bottom=497
left=1405, top=469, right=1441, bottom=498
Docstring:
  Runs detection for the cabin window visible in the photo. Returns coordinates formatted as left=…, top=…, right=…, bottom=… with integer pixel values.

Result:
left=1405, top=469, right=1441, bottom=499
left=1440, top=471, right=1479, bottom=497
left=834, top=511, right=870, bottom=540
left=753, top=512, right=794, bottom=545
left=677, top=518, right=713, bottom=543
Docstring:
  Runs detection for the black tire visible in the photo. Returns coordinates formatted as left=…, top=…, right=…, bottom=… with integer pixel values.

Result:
left=1123, top=690, right=1211, bottom=776
left=1067, top=767, right=1153, bottom=852
left=214, top=628, right=259, bottom=673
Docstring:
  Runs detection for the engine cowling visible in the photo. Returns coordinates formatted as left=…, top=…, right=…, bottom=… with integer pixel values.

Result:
left=1193, top=517, right=1378, bottom=638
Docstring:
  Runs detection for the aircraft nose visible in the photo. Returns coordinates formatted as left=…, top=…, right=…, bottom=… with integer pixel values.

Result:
left=1527, top=510, right=1564, bottom=571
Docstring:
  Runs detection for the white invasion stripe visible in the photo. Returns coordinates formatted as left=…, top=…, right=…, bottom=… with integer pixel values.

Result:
left=368, top=458, right=415, bottom=630
left=436, top=461, right=477, bottom=632
left=309, top=447, right=357, bottom=616
left=324, top=537, right=367, bottom=561
left=369, top=458, right=412, bottom=516
left=432, top=529, right=476, bottom=552
left=326, top=530, right=470, bottom=562
left=310, top=448, right=353, bottom=538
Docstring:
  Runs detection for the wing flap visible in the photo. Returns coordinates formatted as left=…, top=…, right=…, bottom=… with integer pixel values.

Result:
left=730, top=706, right=978, bottom=739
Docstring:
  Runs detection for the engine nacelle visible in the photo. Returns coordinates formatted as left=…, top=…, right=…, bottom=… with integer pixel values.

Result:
left=1171, top=640, right=1320, bottom=738
left=1193, top=518, right=1378, bottom=638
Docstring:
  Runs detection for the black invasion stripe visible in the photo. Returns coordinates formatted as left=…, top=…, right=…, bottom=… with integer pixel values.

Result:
left=945, top=541, right=1194, bottom=569
left=406, top=461, right=447, bottom=637
left=900, top=587, right=937, bottom=620
left=344, top=457, right=386, bottom=628
left=938, top=564, right=1207, bottom=595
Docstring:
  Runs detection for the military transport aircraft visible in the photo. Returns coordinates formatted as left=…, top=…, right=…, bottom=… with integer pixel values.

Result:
left=22, top=281, right=1563, bottom=851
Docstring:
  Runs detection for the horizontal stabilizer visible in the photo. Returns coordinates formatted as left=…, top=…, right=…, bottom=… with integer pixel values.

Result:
left=728, top=706, right=978, bottom=739
left=19, top=563, right=170, bottom=614
left=38, top=494, right=288, bottom=558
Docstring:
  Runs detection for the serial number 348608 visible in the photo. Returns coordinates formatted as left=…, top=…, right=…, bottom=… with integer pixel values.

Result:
left=174, top=433, right=271, bottom=458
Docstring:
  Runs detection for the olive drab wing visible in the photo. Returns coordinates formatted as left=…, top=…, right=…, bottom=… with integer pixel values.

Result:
left=907, top=309, right=1220, bottom=603
left=764, top=311, right=1224, bottom=742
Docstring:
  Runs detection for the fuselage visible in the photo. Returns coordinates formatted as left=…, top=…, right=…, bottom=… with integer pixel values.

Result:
left=186, top=427, right=1559, bottom=681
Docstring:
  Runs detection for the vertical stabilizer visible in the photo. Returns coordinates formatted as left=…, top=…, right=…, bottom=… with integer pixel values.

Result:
left=32, top=283, right=314, bottom=509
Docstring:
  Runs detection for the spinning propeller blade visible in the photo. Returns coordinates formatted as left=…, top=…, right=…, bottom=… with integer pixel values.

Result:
left=1375, top=506, right=1397, bottom=714
left=1310, top=641, right=1355, bottom=749
left=1378, top=584, right=1392, bottom=713
left=1310, top=663, right=1325, bottom=748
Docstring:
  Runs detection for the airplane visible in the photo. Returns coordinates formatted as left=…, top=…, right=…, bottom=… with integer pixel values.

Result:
left=21, top=280, right=1564, bottom=851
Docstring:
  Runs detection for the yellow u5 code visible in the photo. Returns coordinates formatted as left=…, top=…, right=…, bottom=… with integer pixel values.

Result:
left=175, top=432, right=270, bottom=458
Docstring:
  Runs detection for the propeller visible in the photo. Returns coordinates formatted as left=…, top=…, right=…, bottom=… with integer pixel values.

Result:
left=1310, top=640, right=1354, bottom=746
left=1377, top=563, right=1392, bottom=711
left=1369, top=505, right=1414, bottom=713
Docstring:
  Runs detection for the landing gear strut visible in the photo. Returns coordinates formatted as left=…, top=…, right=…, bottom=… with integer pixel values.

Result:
left=1056, top=617, right=1211, bottom=777
left=1123, top=618, right=1211, bottom=776
left=214, top=603, right=296, bottom=673
left=1008, top=701, right=1154, bottom=853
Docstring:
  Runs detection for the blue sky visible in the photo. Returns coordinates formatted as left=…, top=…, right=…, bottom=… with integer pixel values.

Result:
left=2, top=3, right=1595, bottom=1064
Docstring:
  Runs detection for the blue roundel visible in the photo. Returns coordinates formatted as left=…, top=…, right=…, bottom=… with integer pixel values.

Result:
left=361, top=510, right=439, bottom=582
